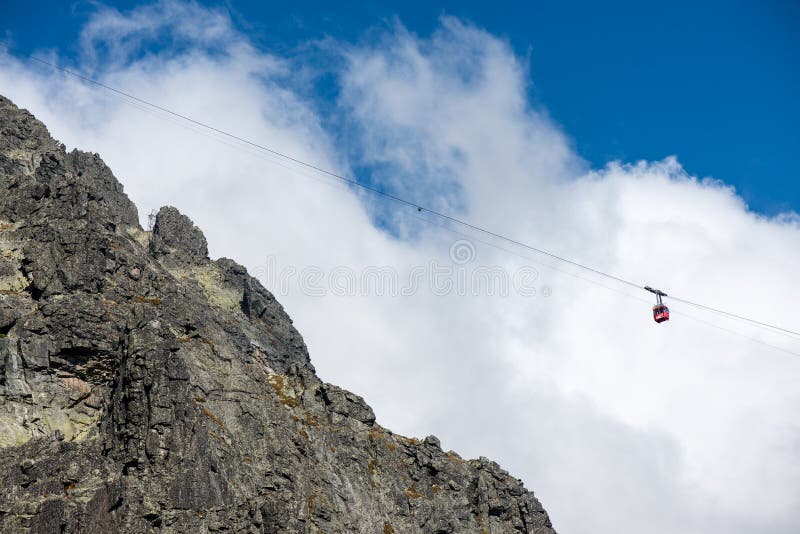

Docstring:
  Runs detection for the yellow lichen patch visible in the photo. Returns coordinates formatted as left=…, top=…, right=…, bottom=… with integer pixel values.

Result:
left=267, top=374, right=301, bottom=408
left=171, top=265, right=240, bottom=312
left=0, top=422, right=38, bottom=448
left=0, top=404, right=102, bottom=448
left=0, top=269, right=29, bottom=293
left=169, top=326, right=184, bottom=338
left=126, top=227, right=151, bottom=249
left=0, top=222, right=24, bottom=262
left=0, top=243, right=24, bottom=261
left=5, top=149, right=42, bottom=176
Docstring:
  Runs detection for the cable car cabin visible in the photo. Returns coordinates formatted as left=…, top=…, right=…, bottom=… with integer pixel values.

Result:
left=653, top=304, right=670, bottom=323
left=645, top=286, right=670, bottom=324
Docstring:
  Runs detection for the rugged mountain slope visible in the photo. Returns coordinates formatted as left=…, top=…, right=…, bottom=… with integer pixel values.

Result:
left=0, top=95, right=555, bottom=533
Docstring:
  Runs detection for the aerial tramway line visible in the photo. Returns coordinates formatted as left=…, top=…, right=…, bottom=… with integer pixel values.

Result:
left=9, top=44, right=800, bottom=353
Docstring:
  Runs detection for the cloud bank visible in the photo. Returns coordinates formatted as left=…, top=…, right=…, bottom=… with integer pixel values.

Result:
left=2, top=2, right=799, bottom=532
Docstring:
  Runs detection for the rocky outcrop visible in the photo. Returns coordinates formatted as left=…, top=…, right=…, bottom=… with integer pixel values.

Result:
left=0, top=94, right=555, bottom=533
left=149, top=206, right=209, bottom=268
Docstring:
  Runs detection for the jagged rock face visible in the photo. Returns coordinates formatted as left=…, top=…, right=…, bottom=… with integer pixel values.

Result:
left=0, top=95, right=556, bottom=534
left=150, top=206, right=209, bottom=268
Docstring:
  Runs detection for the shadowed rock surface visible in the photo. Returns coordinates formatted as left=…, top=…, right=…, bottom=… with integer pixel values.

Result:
left=0, top=95, right=556, bottom=533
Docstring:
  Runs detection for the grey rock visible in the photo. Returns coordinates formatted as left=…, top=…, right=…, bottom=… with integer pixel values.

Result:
left=19, top=338, right=49, bottom=369
left=2, top=338, right=31, bottom=398
left=425, top=434, right=442, bottom=449
left=0, top=297, right=22, bottom=332
left=0, top=94, right=556, bottom=533
left=150, top=206, right=209, bottom=267
left=319, top=382, right=376, bottom=425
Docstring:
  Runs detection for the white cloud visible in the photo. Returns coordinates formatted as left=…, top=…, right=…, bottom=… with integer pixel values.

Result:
left=2, top=3, right=799, bottom=533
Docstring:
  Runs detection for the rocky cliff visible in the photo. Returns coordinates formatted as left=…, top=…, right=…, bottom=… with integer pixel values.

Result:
left=0, top=95, right=555, bottom=533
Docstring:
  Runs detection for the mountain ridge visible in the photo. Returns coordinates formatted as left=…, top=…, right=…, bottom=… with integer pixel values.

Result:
left=0, top=94, right=555, bottom=534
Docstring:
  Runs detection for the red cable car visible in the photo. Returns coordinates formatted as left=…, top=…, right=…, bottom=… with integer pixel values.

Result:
left=653, top=304, right=670, bottom=323
left=645, top=286, right=669, bottom=324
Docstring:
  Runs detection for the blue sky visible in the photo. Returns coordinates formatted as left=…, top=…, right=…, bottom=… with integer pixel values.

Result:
left=3, top=0, right=799, bottom=215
